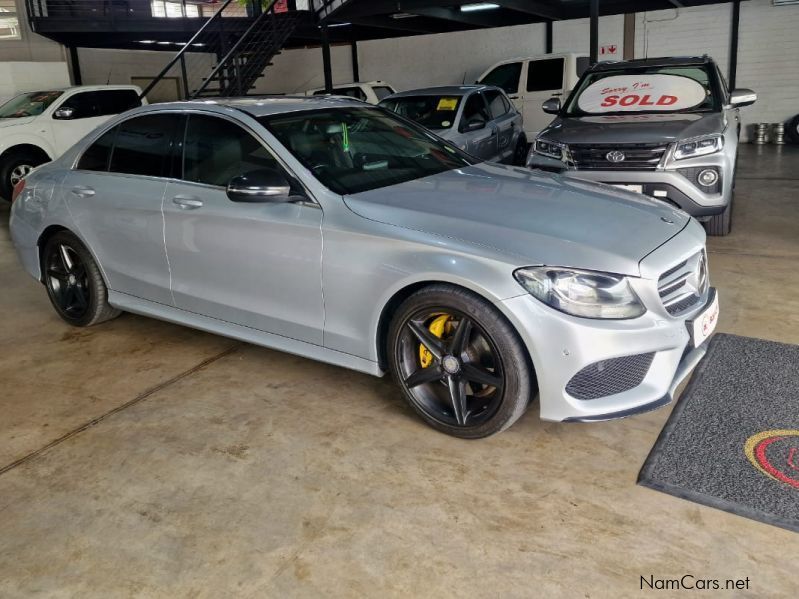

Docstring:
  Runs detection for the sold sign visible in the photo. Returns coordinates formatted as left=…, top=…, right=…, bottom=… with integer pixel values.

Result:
left=577, top=74, right=707, bottom=113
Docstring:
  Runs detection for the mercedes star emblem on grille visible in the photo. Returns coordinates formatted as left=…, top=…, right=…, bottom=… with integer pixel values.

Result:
left=605, top=150, right=626, bottom=163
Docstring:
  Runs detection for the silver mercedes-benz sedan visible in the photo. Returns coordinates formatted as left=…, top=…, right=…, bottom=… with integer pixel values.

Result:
left=9, top=96, right=719, bottom=438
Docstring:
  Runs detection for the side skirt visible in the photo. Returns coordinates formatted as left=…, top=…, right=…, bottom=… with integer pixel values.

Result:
left=108, top=291, right=385, bottom=377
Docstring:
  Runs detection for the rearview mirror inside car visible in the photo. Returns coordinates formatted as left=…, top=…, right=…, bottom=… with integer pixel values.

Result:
left=542, top=98, right=561, bottom=115
left=226, top=170, right=300, bottom=203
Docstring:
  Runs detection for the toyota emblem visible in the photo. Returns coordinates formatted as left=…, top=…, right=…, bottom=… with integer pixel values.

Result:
left=606, top=150, right=626, bottom=163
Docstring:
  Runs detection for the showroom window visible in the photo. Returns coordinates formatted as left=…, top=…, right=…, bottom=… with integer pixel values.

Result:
left=527, top=58, right=564, bottom=92
left=182, top=115, right=281, bottom=188
left=109, top=114, right=181, bottom=178
left=77, top=128, right=118, bottom=173
left=151, top=1, right=200, bottom=18
left=0, top=0, right=21, bottom=40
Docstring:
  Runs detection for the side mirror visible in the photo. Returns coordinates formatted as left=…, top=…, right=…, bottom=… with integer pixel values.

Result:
left=226, top=170, right=297, bottom=203
left=729, top=88, right=757, bottom=108
left=53, top=106, right=75, bottom=120
left=463, top=118, right=486, bottom=133
left=542, top=98, right=561, bottom=115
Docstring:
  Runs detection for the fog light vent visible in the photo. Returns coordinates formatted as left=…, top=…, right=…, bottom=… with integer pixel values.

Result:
left=566, top=353, right=655, bottom=400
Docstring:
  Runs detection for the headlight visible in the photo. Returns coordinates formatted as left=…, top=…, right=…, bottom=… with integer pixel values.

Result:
left=514, top=267, right=646, bottom=319
left=674, top=134, right=723, bottom=160
left=534, top=138, right=567, bottom=160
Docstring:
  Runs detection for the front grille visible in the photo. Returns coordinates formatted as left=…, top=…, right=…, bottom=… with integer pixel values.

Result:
left=566, top=353, right=655, bottom=400
left=658, top=251, right=709, bottom=316
left=568, top=143, right=669, bottom=170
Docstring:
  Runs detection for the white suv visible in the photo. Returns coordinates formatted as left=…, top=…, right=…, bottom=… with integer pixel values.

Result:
left=304, top=81, right=396, bottom=104
left=0, top=85, right=145, bottom=200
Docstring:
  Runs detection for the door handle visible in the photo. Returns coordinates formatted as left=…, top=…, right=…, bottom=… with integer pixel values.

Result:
left=70, top=186, right=95, bottom=198
left=172, top=196, right=203, bottom=210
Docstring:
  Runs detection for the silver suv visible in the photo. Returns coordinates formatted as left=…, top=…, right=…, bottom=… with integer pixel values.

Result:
left=526, top=56, right=756, bottom=236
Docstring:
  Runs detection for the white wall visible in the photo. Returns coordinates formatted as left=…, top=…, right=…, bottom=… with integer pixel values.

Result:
left=553, top=14, right=624, bottom=56
left=253, top=44, right=353, bottom=94
left=0, top=0, right=65, bottom=63
left=0, top=62, right=70, bottom=101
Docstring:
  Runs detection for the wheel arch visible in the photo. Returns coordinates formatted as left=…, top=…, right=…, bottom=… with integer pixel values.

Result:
left=36, top=225, right=109, bottom=289
left=0, top=143, right=52, bottom=164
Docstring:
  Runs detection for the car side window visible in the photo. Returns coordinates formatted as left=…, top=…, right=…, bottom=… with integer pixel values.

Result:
left=57, top=91, right=101, bottom=119
left=182, top=114, right=282, bottom=188
left=527, top=58, right=565, bottom=92
left=373, top=86, right=395, bottom=101
left=483, top=90, right=509, bottom=120
left=76, top=127, right=117, bottom=172
left=480, top=62, right=522, bottom=95
left=462, top=93, right=490, bottom=126
left=95, top=90, right=142, bottom=116
left=109, top=113, right=180, bottom=177
left=335, top=87, right=367, bottom=101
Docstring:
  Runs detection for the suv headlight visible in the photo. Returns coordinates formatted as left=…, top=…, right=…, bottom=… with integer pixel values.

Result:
left=514, top=267, right=646, bottom=319
left=674, top=134, right=723, bottom=160
left=534, top=138, right=568, bottom=160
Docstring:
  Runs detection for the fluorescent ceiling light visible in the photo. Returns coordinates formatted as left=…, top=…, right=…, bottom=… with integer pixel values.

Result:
left=460, top=2, right=500, bottom=11
left=390, top=13, right=418, bottom=19
left=327, top=22, right=351, bottom=27
left=138, top=40, right=156, bottom=44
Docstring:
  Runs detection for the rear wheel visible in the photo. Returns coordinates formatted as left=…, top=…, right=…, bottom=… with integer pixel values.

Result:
left=388, top=285, right=534, bottom=438
left=42, top=231, right=121, bottom=327
left=0, top=150, right=46, bottom=201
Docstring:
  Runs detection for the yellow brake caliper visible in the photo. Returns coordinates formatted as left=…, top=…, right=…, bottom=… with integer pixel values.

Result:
left=419, top=314, right=452, bottom=368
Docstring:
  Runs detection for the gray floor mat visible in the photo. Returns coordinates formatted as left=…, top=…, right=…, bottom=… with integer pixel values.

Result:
left=639, top=333, right=799, bottom=533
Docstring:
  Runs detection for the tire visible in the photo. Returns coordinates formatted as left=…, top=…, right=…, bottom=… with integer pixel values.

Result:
left=512, top=134, right=528, bottom=166
left=0, top=150, right=47, bottom=201
left=787, top=114, right=799, bottom=145
left=387, top=284, right=534, bottom=439
left=704, top=192, right=733, bottom=236
left=42, top=231, right=121, bottom=327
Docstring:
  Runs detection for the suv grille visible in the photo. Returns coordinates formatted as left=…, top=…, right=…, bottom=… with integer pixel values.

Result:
left=568, top=143, right=669, bottom=170
left=566, top=353, right=655, bottom=400
left=658, top=251, right=709, bottom=316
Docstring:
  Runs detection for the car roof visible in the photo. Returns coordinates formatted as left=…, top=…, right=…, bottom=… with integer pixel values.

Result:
left=29, top=85, right=141, bottom=93
left=589, top=56, right=713, bottom=71
left=384, top=85, right=495, bottom=99
left=135, top=95, right=369, bottom=117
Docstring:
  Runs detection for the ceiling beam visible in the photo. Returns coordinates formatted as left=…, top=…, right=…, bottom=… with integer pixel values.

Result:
left=407, top=6, right=522, bottom=28
left=335, top=0, right=467, bottom=20
left=492, top=0, right=563, bottom=21
left=347, top=16, right=441, bottom=34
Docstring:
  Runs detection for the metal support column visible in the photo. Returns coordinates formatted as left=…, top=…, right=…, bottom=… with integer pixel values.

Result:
left=729, top=0, right=741, bottom=89
left=589, top=0, right=599, bottom=64
left=68, top=46, right=82, bottom=86
left=321, top=24, right=333, bottom=93
left=351, top=41, right=360, bottom=82
left=545, top=21, right=553, bottom=54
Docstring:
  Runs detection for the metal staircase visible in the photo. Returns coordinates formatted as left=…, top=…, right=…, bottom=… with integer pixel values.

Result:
left=140, top=0, right=309, bottom=101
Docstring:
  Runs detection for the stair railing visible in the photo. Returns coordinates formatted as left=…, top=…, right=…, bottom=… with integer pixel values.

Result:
left=138, top=0, right=238, bottom=101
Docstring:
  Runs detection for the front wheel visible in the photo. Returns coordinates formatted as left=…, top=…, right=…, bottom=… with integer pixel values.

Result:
left=42, top=231, right=121, bottom=327
left=704, top=192, right=733, bottom=236
left=787, top=114, right=799, bottom=144
left=388, top=285, right=534, bottom=438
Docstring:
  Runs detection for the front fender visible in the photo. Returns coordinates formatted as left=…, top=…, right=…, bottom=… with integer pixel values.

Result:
left=0, top=130, right=55, bottom=161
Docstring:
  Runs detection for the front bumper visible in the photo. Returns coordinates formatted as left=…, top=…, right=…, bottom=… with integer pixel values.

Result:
left=498, top=282, right=716, bottom=423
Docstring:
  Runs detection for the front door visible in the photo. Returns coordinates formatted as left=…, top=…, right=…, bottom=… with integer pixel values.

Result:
left=483, top=89, right=517, bottom=162
left=522, top=57, right=566, bottom=136
left=63, top=113, right=179, bottom=305
left=461, top=92, right=498, bottom=160
left=162, top=113, right=325, bottom=345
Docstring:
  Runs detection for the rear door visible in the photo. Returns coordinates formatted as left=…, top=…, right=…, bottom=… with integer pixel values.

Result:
left=483, top=89, right=517, bottom=162
left=460, top=92, right=497, bottom=160
left=64, top=113, right=179, bottom=305
left=522, top=57, right=565, bottom=135
left=162, top=113, right=324, bottom=344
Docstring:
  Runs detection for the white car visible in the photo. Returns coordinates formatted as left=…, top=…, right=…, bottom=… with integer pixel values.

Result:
left=304, top=80, right=396, bottom=104
left=0, top=85, right=144, bottom=200
left=477, top=53, right=589, bottom=138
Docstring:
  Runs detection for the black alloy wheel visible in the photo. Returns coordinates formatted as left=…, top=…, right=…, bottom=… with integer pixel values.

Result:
left=389, top=285, right=533, bottom=438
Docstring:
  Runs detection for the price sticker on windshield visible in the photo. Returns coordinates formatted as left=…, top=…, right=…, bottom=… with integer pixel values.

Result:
left=437, top=98, right=459, bottom=111
left=577, top=74, right=707, bottom=113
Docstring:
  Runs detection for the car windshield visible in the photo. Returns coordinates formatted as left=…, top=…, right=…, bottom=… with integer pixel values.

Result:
left=564, top=65, right=719, bottom=117
left=0, top=90, right=64, bottom=118
left=379, top=95, right=462, bottom=131
left=260, top=107, right=475, bottom=195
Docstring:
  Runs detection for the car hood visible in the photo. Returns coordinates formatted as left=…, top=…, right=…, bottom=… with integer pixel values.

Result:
left=0, top=116, right=37, bottom=128
left=343, top=163, right=689, bottom=276
left=541, top=112, right=725, bottom=144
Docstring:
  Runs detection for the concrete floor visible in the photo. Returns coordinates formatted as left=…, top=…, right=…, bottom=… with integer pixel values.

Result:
left=1, top=145, right=798, bottom=598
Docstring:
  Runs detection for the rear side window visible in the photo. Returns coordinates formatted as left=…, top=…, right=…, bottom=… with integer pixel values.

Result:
left=373, top=86, right=395, bottom=101
left=109, top=114, right=179, bottom=177
left=77, top=127, right=117, bottom=172
left=483, top=90, right=509, bottom=119
left=576, top=57, right=591, bottom=78
left=182, top=114, right=281, bottom=187
left=95, top=90, right=141, bottom=116
left=479, top=62, right=522, bottom=95
left=527, top=58, right=565, bottom=92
